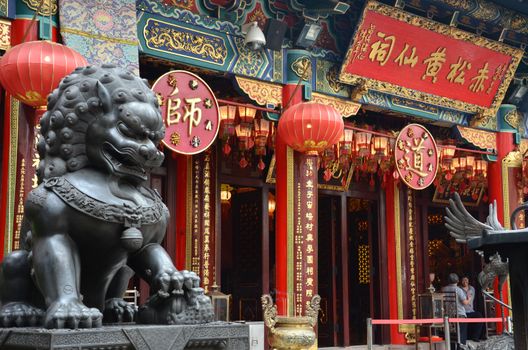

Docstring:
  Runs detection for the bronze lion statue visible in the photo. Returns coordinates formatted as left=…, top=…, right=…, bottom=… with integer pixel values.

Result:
left=0, top=64, right=214, bottom=328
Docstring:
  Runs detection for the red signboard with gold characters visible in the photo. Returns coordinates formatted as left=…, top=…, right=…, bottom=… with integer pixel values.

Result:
left=340, top=1, right=523, bottom=117
left=152, top=71, right=220, bottom=155
left=395, top=124, right=438, bottom=190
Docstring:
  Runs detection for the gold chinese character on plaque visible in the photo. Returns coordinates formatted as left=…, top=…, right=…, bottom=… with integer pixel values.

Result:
left=368, top=31, right=396, bottom=66
left=394, top=43, right=418, bottom=67
left=446, top=57, right=472, bottom=85
left=469, top=62, right=489, bottom=93
left=422, top=47, right=446, bottom=83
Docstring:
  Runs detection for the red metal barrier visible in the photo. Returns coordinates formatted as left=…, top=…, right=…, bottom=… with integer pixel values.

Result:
left=367, top=317, right=507, bottom=350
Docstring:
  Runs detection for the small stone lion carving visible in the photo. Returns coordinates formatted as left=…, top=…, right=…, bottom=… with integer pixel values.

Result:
left=0, top=65, right=213, bottom=328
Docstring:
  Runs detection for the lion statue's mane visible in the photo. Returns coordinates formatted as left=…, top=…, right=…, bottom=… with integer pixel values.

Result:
left=37, top=64, right=163, bottom=181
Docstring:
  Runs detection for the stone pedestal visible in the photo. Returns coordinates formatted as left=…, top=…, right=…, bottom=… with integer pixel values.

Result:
left=0, top=322, right=249, bottom=350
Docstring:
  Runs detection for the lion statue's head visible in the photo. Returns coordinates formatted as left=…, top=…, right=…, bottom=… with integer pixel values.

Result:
left=38, top=64, right=165, bottom=184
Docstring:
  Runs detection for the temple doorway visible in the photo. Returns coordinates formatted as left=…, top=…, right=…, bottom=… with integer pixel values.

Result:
left=317, top=194, right=381, bottom=347
left=318, top=195, right=343, bottom=347
left=347, top=197, right=380, bottom=345
left=220, top=185, right=268, bottom=322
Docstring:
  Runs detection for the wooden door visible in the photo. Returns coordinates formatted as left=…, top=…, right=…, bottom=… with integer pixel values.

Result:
left=230, top=189, right=263, bottom=321
left=347, top=199, right=376, bottom=345
left=318, top=196, right=341, bottom=346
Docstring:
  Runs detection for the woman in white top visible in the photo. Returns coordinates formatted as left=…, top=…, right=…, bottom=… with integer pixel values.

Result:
left=460, top=276, right=484, bottom=341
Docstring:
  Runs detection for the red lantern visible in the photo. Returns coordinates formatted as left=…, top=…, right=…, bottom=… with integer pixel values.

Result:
left=278, top=102, right=344, bottom=154
left=0, top=41, right=87, bottom=109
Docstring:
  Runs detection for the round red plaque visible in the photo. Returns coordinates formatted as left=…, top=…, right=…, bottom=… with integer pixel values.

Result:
left=152, top=70, right=220, bottom=155
left=394, top=124, right=439, bottom=190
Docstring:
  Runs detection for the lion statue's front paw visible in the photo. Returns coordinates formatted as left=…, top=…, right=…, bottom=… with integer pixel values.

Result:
left=137, top=290, right=214, bottom=325
left=0, top=302, right=44, bottom=327
left=152, top=269, right=184, bottom=297
left=45, top=299, right=102, bottom=329
left=151, top=269, right=200, bottom=298
left=103, top=298, right=137, bottom=323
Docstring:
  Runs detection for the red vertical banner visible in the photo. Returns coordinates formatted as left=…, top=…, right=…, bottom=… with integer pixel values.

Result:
left=190, top=156, right=202, bottom=275
left=200, top=149, right=215, bottom=293
left=293, top=154, right=318, bottom=316
left=11, top=107, right=40, bottom=250
left=188, top=149, right=216, bottom=293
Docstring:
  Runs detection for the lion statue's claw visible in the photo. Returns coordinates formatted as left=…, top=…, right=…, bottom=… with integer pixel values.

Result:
left=152, top=269, right=201, bottom=297
left=153, top=270, right=184, bottom=296
left=103, top=298, right=136, bottom=324
left=45, top=300, right=102, bottom=329
left=0, top=302, right=44, bottom=327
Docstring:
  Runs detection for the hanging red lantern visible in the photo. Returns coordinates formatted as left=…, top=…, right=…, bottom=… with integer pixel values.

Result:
left=278, top=102, right=344, bottom=154
left=0, top=41, right=87, bottom=109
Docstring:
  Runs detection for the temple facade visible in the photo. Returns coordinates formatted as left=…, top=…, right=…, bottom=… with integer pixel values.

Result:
left=1, top=0, right=528, bottom=346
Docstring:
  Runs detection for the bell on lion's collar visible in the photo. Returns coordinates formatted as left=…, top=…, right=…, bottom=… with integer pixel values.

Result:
left=121, top=227, right=143, bottom=252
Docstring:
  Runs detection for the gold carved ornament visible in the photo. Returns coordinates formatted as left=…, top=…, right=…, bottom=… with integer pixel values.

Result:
left=262, top=294, right=277, bottom=331
left=456, top=126, right=497, bottom=150
left=350, top=79, right=369, bottom=102
left=61, top=27, right=138, bottom=46
left=326, top=65, right=345, bottom=93
left=391, top=96, right=439, bottom=114
left=469, top=109, right=496, bottom=129
left=170, top=0, right=194, bottom=10
left=234, top=76, right=283, bottom=106
left=22, top=0, right=57, bottom=15
left=502, top=150, right=523, bottom=230
left=295, top=140, right=329, bottom=154
left=145, top=19, right=227, bottom=64
left=0, top=20, right=10, bottom=51
left=291, top=56, right=312, bottom=81
left=339, top=1, right=523, bottom=118
left=503, top=149, right=523, bottom=167
left=504, top=109, right=522, bottom=129
left=521, top=139, right=528, bottom=155
left=311, top=92, right=361, bottom=117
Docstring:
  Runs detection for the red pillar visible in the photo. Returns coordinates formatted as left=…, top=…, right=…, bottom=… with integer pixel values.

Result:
left=11, top=19, right=38, bottom=44
left=487, top=131, right=514, bottom=332
left=275, top=84, right=303, bottom=315
left=487, top=132, right=514, bottom=223
left=175, top=154, right=189, bottom=270
left=275, top=135, right=289, bottom=315
left=11, top=19, right=58, bottom=46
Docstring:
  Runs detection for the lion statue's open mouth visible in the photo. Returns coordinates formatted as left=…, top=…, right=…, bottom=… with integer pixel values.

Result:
left=102, top=142, right=148, bottom=181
